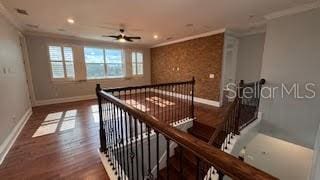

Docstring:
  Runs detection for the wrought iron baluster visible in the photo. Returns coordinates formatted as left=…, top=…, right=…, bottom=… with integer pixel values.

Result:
left=124, top=111, right=130, bottom=178
left=111, top=103, right=116, bottom=172
left=118, top=106, right=125, bottom=179
left=116, top=99, right=121, bottom=178
left=114, top=102, right=119, bottom=176
left=129, top=114, right=134, bottom=180
left=156, top=86, right=158, bottom=121
left=166, top=138, right=170, bottom=180
left=134, top=117, right=139, bottom=180
left=140, top=121, right=145, bottom=179
left=156, top=132, right=160, bottom=179
left=169, top=85, right=177, bottom=123
left=147, top=126, right=152, bottom=179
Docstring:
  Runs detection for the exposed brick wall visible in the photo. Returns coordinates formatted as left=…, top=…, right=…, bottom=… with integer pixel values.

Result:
left=151, top=33, right=224, bottom=101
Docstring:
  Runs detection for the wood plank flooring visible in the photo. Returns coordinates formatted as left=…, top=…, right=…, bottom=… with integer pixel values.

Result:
left=0, top=97, right=226, bottom=179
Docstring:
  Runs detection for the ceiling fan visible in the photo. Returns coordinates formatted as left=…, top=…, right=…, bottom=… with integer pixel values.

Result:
left=103, top=29, right=141, bottom=42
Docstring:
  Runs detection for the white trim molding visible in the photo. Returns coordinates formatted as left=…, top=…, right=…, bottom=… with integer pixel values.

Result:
left=194, top=97, right=221, bottom=107
left=151, top=88, right=221, bottom=107
left=0, top=108, right=32, bottom=164
left=265, top=1, right=320, bottom=20
left=34, top=94, right=97, bottom=107
left=152, top=28, right=226, bottom=48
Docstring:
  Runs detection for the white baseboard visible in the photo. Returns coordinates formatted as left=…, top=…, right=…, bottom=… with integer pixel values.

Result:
left=0, top=108, right=32, bottom=164
left=151, top=89, right=221, bottom=107
left=34, top=94, right=97, bottom=107
left=34, top=90, right=221, bottom=108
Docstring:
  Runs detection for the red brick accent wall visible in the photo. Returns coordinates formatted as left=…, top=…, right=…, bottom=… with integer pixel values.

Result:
left=151, top=33, right=224, bottom=101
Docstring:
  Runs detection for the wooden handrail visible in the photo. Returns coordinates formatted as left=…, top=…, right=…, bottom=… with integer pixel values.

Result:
left=99, top=90, right=277, bottom=180
left=237, top=78, right=266, bottom=131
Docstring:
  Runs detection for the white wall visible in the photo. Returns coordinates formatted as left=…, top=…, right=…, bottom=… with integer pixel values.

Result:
left=311, top=123, right=320, bottom=180
left=25, top=34, right=151, bottom=105
left=236, top=33, right=265, bottom=82
left=0, top=14, right=31, bottom=157
left=259, top=8, right=320, bottom=148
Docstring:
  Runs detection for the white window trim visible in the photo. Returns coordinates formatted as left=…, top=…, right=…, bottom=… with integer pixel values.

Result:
left=47, top=43, right=76, bottom=82
left=131, top=51, right=144, bottom=77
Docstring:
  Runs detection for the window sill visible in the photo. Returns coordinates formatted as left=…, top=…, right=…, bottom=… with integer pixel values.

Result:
left=50, top=76, right=144, bottom=84
left=131, top=75, right=144, bottom=80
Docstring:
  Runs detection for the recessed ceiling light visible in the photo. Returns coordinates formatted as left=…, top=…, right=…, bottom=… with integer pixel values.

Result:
left=67, top=18, right=75, bottom=24
left=153, top=35, right=158, bottom=39
left=15, top=8, right=29, bottom=15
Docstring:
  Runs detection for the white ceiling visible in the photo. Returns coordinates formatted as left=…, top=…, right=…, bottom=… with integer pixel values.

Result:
left=0, top=0, right=317, bottom=46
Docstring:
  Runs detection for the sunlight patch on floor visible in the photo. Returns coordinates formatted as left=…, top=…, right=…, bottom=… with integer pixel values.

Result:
left=32, top=109, right=77, bottom=138
left=125, top=99, right=150, bottom=112
left=146, top=96, right=175, bottom=107
left=91, top=105, right=100, bottom=123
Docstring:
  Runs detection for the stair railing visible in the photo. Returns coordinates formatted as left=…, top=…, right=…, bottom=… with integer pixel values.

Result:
left=205, top=79, right=266, bottom=179
left=237, top=79, right=266, bottom=131
left=96, top=79, right=276, bottom=180
left=101, top=78, right=195, bottom=124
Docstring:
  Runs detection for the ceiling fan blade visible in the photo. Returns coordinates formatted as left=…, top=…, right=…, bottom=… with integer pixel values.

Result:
left=124, top=37, right=133, bottom=42
left=102, top=35, right=121, bottom=39
left=126, top=36, right=141, bottom=39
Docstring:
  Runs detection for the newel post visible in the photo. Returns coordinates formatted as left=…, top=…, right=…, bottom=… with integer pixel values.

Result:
left=235, top=80, right=244, bottom=135
left=191, top=76, right=195, bottom=119
left=96, top=84, right=107, bottom=152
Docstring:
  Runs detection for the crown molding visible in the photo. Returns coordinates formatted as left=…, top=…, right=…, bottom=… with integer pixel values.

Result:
left=151, top=28, right=226, bottom=48
left=0, top=2, right=23, bottom=31
left=265, top=1, right=320, bottom=20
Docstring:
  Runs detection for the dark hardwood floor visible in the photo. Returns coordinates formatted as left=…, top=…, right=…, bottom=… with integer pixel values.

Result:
left=0, top=97, right=226, bottom=179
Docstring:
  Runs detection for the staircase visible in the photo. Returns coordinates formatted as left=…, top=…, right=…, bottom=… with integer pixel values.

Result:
left=158, top=121, right=228, bottom=180
left=97, top=79, right=277, bottom=180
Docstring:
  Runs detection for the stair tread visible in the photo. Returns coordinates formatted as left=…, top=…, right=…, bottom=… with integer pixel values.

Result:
left=188, top=127, right=212, bottom=142
left=193, top=121, right=215, bottom=132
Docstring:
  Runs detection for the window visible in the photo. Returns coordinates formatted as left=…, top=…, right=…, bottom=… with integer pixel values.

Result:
left=48, top=46, right=75, bottom=80
left=84, top=47, right=124, bottom=79
left=105, top=49, right=124, bottom=77
left=84, top=47, right=105, bottom=79
left=132, top=52, right=143, bottom=76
